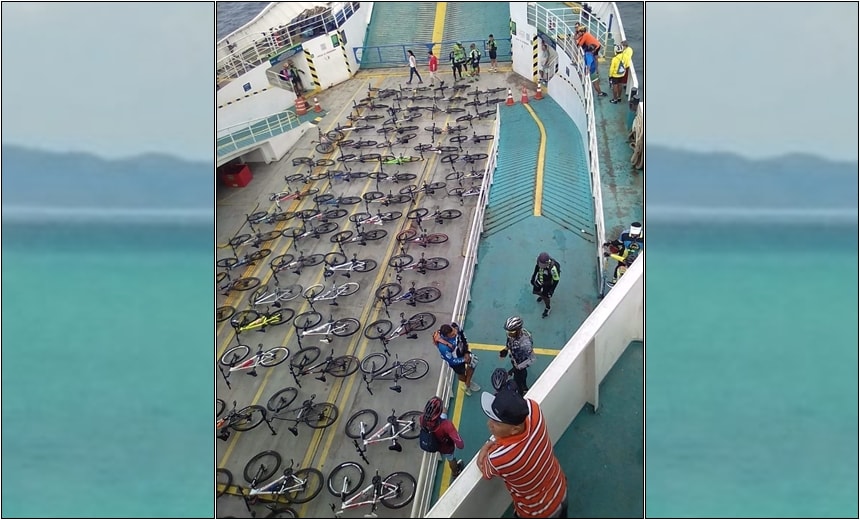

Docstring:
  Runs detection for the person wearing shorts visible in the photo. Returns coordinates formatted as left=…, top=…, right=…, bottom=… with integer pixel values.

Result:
left=487, top=34, right=498, bottom=72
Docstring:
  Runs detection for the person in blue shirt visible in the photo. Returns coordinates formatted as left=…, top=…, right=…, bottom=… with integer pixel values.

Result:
left=584, top=45, right=607, bottom=97
left=434, top=323, right=481, bottom=396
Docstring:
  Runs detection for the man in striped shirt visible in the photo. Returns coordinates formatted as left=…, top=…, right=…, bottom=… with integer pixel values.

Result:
left=478, top=390, right=568, bottom=518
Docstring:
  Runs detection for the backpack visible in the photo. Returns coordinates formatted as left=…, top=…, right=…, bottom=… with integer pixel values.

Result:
left=419, top=424, right=440, bottom=453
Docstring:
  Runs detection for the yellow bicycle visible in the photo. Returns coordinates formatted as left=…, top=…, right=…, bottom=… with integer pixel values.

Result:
left=230, top=307, right=295, bottom=335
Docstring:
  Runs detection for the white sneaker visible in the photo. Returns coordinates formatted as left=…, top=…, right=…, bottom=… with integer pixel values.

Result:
left=469, top=382, right=481, bottom=392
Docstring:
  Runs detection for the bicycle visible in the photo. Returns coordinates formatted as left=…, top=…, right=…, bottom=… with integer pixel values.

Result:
left=227, top=231, right=282, bottom=252
left=388, top=251, right=450, bottom=275
left=242, top=451, right=323, bottom=506
left=216, top=400, right=271, bottom=441
left=405, top=206, right=462, bottom=226
left=287, top=347, right=360, bottom=388
left=363, top=311, right=436, bottom=353
left=301, top=280, right=360, bottom=308
left=375, top=280, right=441, bottom=310
left=312, top=127, right=346, bottom=154
left=381, top=154, right=422, bottom=165
left=219, top=343, right=290, bottom=385
left=362, top=191, right=412, bottom=208
left=312, top=192, right=363, bottom=208
left=329, top=226, right=388, bottom=250
left=292, top=310, right=361, bottom=346
left=269, top=251, right=325, bottom=284
left=368, top=171, right=417, bottom=192
left=448, top=184, right=483, bottom=205
left=248, top=283, right=303, bottom=309
left=399, top=181, right=447, bottom=198
left=264, top=388, right=340, bottom=436
left=269, top=187, right=320, bottom=211
left=281, top=221, right=339, bottom=250
left=295, top=207, right=349, bottom=224
left=323, top=251, right=378, bottom=279
left=446, top=167, right=485, bottom=185
left=345, top=407, right=423, bottom=463
left=358, top=352, right=430, bottom=395
left=327, top=464, right=416, bottom=517
left=217, top=249, right=272, bottom=273
left=395, top=227, right=449, bottom=248
left=230, top=307, right=294, bottom=335
left=347, top=210, right=403, bottom=227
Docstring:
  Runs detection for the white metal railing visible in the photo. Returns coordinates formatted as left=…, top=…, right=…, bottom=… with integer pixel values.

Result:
left=411, top=106, right=501, bottom=518
left=216, top=2, right=361, bottom=83
left=216, top=109, right=302, bottom=157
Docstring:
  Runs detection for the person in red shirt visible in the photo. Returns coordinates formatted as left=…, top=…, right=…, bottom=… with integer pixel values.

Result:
left=428, top=49, right=439, bottom=86
left=478, top=390, right=568, bottom=518
left=420, top=396, right=466, bottom=477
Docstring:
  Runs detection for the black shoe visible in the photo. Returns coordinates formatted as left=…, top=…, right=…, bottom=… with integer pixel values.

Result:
left=542, top=308, right=550, bottom=318
left=536, top=297, right=543, bottom=302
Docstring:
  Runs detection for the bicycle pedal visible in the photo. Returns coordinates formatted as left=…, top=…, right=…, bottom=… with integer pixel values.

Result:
left=288, top=427, right=299, bottom=436
left=388, top=443, right=403, bottom=452
left=329, top=301, right=339, bottom=306
left=390, top=385, right=402, bottom=393
left=407, top=333, right=418, bottom=339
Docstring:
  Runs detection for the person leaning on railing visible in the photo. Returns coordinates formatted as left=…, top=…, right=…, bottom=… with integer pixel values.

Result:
left=433, top=323, right=481, bottom=396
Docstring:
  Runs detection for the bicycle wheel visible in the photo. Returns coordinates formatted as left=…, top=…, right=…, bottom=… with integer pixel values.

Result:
left=229, top=234, right=252, bottom=248
left=216, top=257, right=239, bottom=269
left=338, top=196, right=362, bottom=205
left=266, top=507, right=297, bottom=518
left=290, top=346, right=321, bottom=370
left=363, top=229, right=388, bottom=241
left=304, top=402, right=339, bottom=428
left=375, top=283, right=402, bottom=301
left=337, top=153, right=357, bottom=163
left=217, top=272, right=227, bottom=284
left=277, top=284, right=303, bottom=301
left=380, top=471, right=417, bottom=509
left=353, top=259, right=377, bottom=273
left=345, top=408, right=379, bottom=439
left=314, top=222, right=339, bottom=235
left=217, top=306, right=235, bottom=323
left=255, top=232, right=281, bottom=244
left=441, top=153, right=459, bottom=164
left=336, top=281, right=360, bottom=297
left=407, top=207, right=430, bottom=220
left=249, top=285, right=269, bottom=306
left=294, top=310, right=323, bottom=329
left=244, top=450, right=282, bottom=484
left=380, top=210, right=403, bottom=221
left=266, top=386, right=298, bottom=412
left=348, top=212, right=372, bottom=224
left=220, top=345, right=251, bottom=367
left=330, top=230, right=354, bottom=244
left=426, top=233, right=448, bottom=244
left=291, top=157, right=314, bottom=166
left=406, top=312, right=436, bottom=331
left=466, top=153, right=489, bottom=162
left=217, top=468, right=233, bottom=498
left=286, top=468, right=324, bottom=504
left=426, top=181, right=447, bottom=191
left=301, top=253, right=326, bottom=267
left=331, top=318, right=361, bottom=337
left=399, top=184, right=420, bottom=196
left=231, top=310, right=260, bottom=329
left=323, top=208, right=349, bottom=219
left=395, top=228, right=418, bottom=242
left=327, top=129, right=346, bottom=141
left=313, top=194, right=335, bottom=205
left=359, top=353, right=388, bottom=375
left=327, top=356, right=359, bottom=377
left=364, top=319, right=393, bottom=340
left=393, top=173, right=418, bottom=182
left=230, top=405, right=267, bottom=431
left=260, top=347, right=290, bottom=367
left=449, top=135, right=468, bottom=144
left=217, top=398, right=226, bottom=417
left=315, top=158, right=336, bottom=167
left=267, top=307, right=295, bottom=327
left=363, top=191, right=384, bottom=202
left=423, top=257, right=450, bottom=271
left=436, top=209, right=462, bottom=220
left=401, top=359, right=430, bottom=380
left=325, top=251, right=347, bottom=266
left=315, top=142, right=334, bottom=154
left=415, top=287, right=442, bottom=303
left=359, top=153, right=382, bottom=162
left=233, top=277, right=262, bottom=291
left=285, top=173, right=307, bottom=183
left=270, top=253, right=295, bottom=271
left=388, top=253, right=413, bottom=269
left=396, top=411, right=423, bottom=439
left=327, top=461, right=365, bottom=498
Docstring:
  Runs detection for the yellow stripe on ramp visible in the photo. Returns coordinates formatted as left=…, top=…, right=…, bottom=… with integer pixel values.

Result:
left=431, top=3, right=447, bottom=57
left=523, top=103, right=547, bottom=216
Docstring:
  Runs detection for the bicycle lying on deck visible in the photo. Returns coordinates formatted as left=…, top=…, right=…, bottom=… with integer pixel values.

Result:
left=241, top=451, right=323, bottom=508
left=345, top=407, right=423, bottom=464
left=218, top=343, right=290, bottom=388
left=358, top=352, right=429, bottom=395
left=327, top=464, right=416, bottom=518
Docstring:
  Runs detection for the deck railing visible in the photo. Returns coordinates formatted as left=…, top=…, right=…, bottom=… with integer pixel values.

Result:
left=411, top=106, right=501, bottom=518
left=217, top=2, right=361, bottom=83
left=216, top=109, right=302, bottom=158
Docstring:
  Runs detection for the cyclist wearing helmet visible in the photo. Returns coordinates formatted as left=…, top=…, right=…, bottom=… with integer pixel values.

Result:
left=603, top=221, right=643, bottom=283
left=608, top=44, right=626, bottom=103
left=419, top=396, right=466, bottom=478
left=499, top=316, right=536, bottom=396
left=435, top=323, right=481, bottom=396
left=530, top=252, right=561, bottom=318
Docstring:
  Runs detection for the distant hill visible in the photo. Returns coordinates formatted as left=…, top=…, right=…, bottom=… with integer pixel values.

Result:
left=1, top=145, right=212, bottom=211
left=647, top=146, right=858, bottom=211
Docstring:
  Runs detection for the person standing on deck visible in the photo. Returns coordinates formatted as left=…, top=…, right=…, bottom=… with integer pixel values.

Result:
left=604, top=221, right=643, bottom=281
left=434, top=323, right=481, bottom=396
left=620, top=40, right=634, bottom=88
left=406, top=50, right=423, bottom=84
left=608, top=44, right=627, bottom=103
left=468, top=43, right=482, bottom=79
left=419, top=396, right=466, bottom=478
left=584, top=44, right=607, bottom=97
left=287, top=62, right=304, bottom=93
left=450, top=42, right=467, bottom=81
left=575, top=26, right=602, bottom=60
left=428, top=50, right=439, bottom=86
left=487, top=34, right=498, bottom=72
left=530, top=252, right=561, bottom=318
left=478, top=390, right=569, bottom=518
left=499, top=316, right=536, bottom=397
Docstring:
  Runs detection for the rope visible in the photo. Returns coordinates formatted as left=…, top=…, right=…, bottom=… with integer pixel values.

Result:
left=628, top=108, right=643, bottom=170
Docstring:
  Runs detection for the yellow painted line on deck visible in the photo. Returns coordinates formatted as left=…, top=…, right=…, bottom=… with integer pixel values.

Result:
left=522, top=103, right=547, bottom=216
left=431, top=2, right=447, bottom=57
left=439, top=375, right=468, bottom=496
left=469, top=342, right=561, bottom=357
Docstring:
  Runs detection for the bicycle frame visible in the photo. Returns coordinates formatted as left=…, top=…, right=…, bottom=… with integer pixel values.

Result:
left=331, top=473, right=399, bottom=518
left=297, top=318, right=350, bottom=342
left=324, top=257, right=372, bottom=279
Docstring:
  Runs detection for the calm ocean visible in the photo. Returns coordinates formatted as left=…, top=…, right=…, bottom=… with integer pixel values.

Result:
left=646, top=220, right=859, bottom=518
left=1, top=221, right=213, bottom=517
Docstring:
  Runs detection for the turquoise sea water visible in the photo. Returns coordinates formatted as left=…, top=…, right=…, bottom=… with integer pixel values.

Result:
left=1, top=221, right=212, bottom=518
left=646, top=220, right=859, bottom=518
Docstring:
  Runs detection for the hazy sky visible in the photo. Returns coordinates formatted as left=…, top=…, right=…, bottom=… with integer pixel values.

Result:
left=647, top=2, right=858, bottom=162
left=1, top=3, right=213, bottom=162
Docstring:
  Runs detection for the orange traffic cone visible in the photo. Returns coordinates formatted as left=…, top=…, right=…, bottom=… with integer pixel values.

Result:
left=521, top=86, right=529, bottom=104
left=535, top=82, right=543, bottom=100
left=295, top=95, right=308, bottom=116
left=313, top=97, right=322, bottom=113
left=505, top=88, right=515, bottom=106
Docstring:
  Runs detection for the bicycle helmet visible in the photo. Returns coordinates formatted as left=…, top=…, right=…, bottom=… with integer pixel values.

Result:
left=614, top=44, right=624, bottom=54
left=629, top=222, right=642, bottom=237
left=423, top=396, right=444, bottom=425
left=504, top=316, right=523, bottom=331
left=537, top=252, right=551, bottom=266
